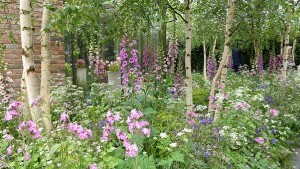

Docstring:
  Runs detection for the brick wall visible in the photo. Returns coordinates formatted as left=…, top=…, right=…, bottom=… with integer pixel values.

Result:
left=0, top=0, right=65, bottom=91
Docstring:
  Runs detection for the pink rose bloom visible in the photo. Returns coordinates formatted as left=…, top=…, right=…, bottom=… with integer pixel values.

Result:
left=269, top=109, right=278, bottom=117
left=255, top=137, right=264, bottom=144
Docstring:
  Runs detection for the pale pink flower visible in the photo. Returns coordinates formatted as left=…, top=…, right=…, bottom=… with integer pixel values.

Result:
left=3, top=134, right=14, bottom=141
left=32, top=96, right=41, bottom=107
left=125, top=143, right=138, bottom=157
left=60, top=112, right=69, bottom=123
left=17, top=148, right=23, bottom=153
left=235, top=101, right=250, bottom=111
left=113, top=113, right=121, bottom=121
left=142, top=128, right=151, bottom=137
left=269, top=109, right=278, bottom=117
left=89, top=164, right=98, bottom=169
left=130, top=109, right=143, bottom=119
left=25, top=152, right=30, bottom=161
left=7, top=146, right=13, bottom=155
left=116, top=129, right=128, bottom=141
left=255, top=137, right=264, bottom=144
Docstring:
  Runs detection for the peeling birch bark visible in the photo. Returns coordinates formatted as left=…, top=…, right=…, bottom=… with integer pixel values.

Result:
left=208, top=0, right=237, bottom=121
left=40, top=0, right=53, bottom=133
left=185, top=0, right=193, bottom=111
left=20, top=0, right=42, bottom=124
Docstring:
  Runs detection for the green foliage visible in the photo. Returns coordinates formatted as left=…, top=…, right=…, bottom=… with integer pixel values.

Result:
left=108, top=60, right=121, bottom=72
left=65, top=63, right=72, bottom=77
left=193, top=88, right=210, bottom=106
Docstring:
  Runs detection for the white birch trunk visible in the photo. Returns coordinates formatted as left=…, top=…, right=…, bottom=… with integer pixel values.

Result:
left=292, top=39, right=297, bottom=64
left=40, top=0, right=53, bottom=132
left=20, top=0, right=42, bottom=124
left=280, top=36, right=284, bottom=55
left=21, top=70, right=31, bottom=120
left=185, top=0, right=193, bottom=111
left=208, top=0, right=237, bottom=120
left=203, top=40, right=207, bottom=80
left=211, top=36, right=217, bottom=60
left=282, top=22, right=291, bottom=79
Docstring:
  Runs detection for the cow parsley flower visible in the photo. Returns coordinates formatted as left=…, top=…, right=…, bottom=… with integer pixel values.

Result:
left=159, top=132, right=168, bottom=138
left=169, top=143, right=177, bottom=148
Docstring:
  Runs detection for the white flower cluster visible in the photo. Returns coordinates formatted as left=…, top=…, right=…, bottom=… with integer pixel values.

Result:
left=219, top=126, right=248, bottom=148
left=195, top=105, right=207, bottom=112
left=283, top=114, right=297, bottom=121
left=251, top=94, right=264, bottom=101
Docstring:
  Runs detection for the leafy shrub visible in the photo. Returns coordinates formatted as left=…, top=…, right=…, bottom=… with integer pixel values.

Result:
left=193, top=88, right=210, bottom=106
left=65, top=63, right=72, bottom=77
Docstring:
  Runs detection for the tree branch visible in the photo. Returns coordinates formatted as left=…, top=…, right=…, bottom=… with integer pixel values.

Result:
left=229, top=0, right=265, bottom=36
left=166, top=3, right=187, bottom=23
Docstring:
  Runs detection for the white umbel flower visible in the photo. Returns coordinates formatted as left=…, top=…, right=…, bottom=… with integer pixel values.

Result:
left=169, top=143, right=177, bottom=148
left=159, top=132, right=168, bottom=138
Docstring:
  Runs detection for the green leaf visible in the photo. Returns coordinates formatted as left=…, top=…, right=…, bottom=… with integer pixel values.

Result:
left=49, top=143, right=61, bottom=156
left=143, top=108, right=158, bottom=115
left=171, top=151, right=185, bottom=163
left=158, top=159, right=173, bottom=168
left=138, top=155, right=156, bottom=169
left=242, top=147, right=251, bottom=156
left=132, top=134, right=145, bottom=145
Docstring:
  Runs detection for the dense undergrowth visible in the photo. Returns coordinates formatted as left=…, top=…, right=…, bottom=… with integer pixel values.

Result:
left=0, top=68, right=299, bottom=169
